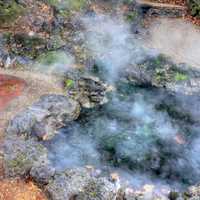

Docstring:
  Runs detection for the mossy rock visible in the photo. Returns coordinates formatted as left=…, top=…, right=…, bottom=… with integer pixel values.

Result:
left=6, top=151, right=34, bottom=177
left=0, top=0, right=24, bottom=26
left=140, top=55, right=189, bottom=86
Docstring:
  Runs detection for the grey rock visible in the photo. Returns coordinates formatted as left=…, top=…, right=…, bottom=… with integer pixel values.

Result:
left=46, top=168, right=117, bottom=200
left=7, top=94, right=80, bottom=140
left=124, top=55, right=200, bottom=96
left=184, top=185, right=200, bottom=200
left=66, top=75, right=112, bottom=108
left=30, top=163, right=56, bottom=184
left=4, top=134, right=48, bottom=177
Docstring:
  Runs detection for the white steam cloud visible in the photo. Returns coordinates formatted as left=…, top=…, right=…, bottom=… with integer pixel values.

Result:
left=82, top=14, right=158, bottom=81
left=147, top=18, right=200, bottom=68
left=39, top=12, right=200, bottom=194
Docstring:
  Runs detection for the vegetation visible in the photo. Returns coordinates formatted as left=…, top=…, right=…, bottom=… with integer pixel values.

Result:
left=187, top=0, right=200, bottom=17
left=64, top=79, right=74, bottom=88
left=46, top=0, right=87, bottom=11
left=175, top=72, right=188, bottom=81
left=126, top=10, right=138, bottom=21
left=0, top=0, right=24, bottom=25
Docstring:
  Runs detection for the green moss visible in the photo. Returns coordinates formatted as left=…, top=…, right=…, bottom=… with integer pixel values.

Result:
left=175, top=72, right=188, bottom=81
left=126, top=11, right=138, bottom=21
left=47, top=0, right=87, bottom=11
left=64, top=79, right=74, bottom=88
left=146, top=55, right=189, bottom=85
left=0, top=1, right=24, bottom=25
left=7, top=153, right=30, bottom=169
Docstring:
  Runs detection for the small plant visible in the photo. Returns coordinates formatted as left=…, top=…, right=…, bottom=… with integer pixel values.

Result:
left=187, top=0, right=200, bottom=17
left=65, top=79, right=74, bottom=88
left=126, top=11, right=138, bottom=21
left=0, top=1, right=24, bottom=25
left=175, top=72, right=188, bottom=81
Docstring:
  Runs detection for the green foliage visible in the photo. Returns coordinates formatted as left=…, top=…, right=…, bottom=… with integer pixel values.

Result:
left=175, top=72, right=188, bottom=81
left=0, top=0, right=24, bottom=25
left=187, top=0, right=200, bottom=17
left=126, top=11, right=138, bottom=21
left=46, top=0, right=87, bottom=11
left=64, top=79, right=74, bottom=88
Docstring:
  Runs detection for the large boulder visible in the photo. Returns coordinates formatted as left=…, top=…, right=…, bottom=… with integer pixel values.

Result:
left=4, top=134, right=49, bottom=177
left=7, top=94, right=80, bottom=140
left=124, top=55, right=200, bottom=96
left=45, top=168, right=118, bottom=200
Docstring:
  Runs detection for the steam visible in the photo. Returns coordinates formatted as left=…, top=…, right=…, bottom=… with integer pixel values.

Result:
left=47, top=124, right=100, bottom=171
left=147, top=18, right=200, bottom=68
left=36, top=12, right=200, bottom=194
left=33, top=51, right=76, bottom=75
left=81, top=14, right=158, bottom=81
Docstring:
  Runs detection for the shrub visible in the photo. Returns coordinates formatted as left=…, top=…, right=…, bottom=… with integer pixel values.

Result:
left=187, top=0, right=200, bottom=17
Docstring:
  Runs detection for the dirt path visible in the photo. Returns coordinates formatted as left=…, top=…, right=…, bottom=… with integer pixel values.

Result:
left=145, top=18, right=200, bottom=68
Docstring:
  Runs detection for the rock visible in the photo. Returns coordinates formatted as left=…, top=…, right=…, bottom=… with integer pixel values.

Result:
left=65, top=75, right=112, bottom=108
left=30, top=163, right=56, bottom=184
left=184, top=185, right=200, bottom=200
left=7, top=94, right=80, bottom=140
left=4, top=134, right=48, bottom=177
left=124, top=54, right=200, bottom=96
left=45, top=168, right=117, bottom=200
